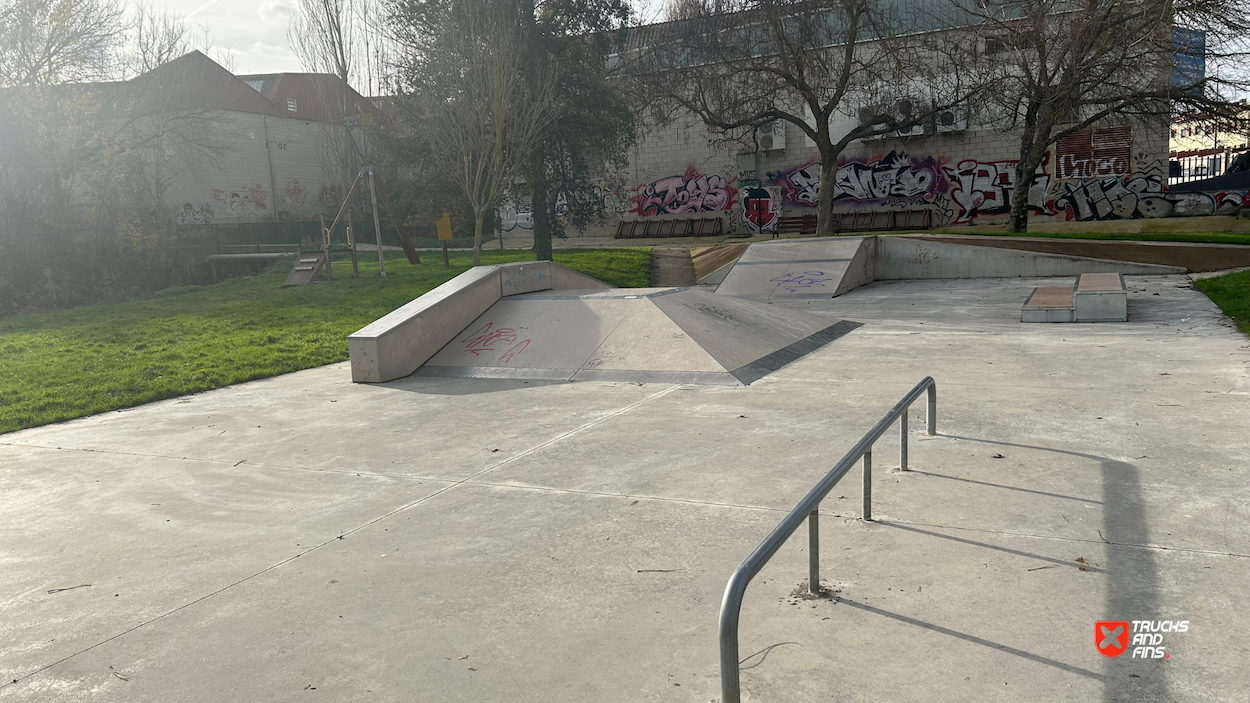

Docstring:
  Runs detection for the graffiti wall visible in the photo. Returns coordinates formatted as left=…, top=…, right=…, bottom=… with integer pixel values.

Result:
left=768, top=151, right=947, bottom=209
left=632, top=166, right=737, bottom=216
left=943, top=155, right=1053, bottom=224
left=739, top=186, right=782, bottom=234
left=172, top=184, right=272, bottom=223
left=750, top=146, right=1245, bottom=226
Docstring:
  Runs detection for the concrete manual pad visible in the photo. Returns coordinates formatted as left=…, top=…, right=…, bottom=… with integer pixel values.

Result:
left=417, top=288, right=860, bottom=385
left=1078, top=272, right=1125, bottom=292
left=1024, top=286, right=1076, bottom=308
left=2, top=274, right=1249, bottom=702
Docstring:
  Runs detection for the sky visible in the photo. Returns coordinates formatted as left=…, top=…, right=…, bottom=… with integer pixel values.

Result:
left=164, top=0, right=302, bottom=75
left=158, top=0, right=668, bottom=77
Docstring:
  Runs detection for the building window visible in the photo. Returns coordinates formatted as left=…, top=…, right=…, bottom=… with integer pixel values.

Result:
left=287, top=98, right=297, bottom=112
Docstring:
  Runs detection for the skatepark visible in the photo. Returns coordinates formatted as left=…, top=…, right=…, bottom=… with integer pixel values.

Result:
left=3, top=236, right=1249, bottom=701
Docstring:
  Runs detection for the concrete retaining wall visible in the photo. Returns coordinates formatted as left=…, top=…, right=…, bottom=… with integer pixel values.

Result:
left=348, top=263, right=612, bottom=383
left=873, top=237, right=1184, bottom=280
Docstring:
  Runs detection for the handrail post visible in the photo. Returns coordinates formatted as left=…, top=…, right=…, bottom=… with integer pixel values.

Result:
left=808, top=509, right=820, bottom=594
left=862, top=448, right=872, bottom=521
left=718, top=378, right=936, bottom=703
left=927, top=384, right=937, bottom=435
left=900, top=411, right=908, bottom=471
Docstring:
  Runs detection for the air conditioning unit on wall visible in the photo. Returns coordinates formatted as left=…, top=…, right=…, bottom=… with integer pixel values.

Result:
left=936, top=108, right=969, bottom=132
left=893, top=123, right=925, bottom=138
left=757, top=120, right=786, bottom=151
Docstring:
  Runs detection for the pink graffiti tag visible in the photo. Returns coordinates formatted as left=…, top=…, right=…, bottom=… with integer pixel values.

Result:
left=499, top=339, right=530, bottom=363
left=459, top=323, right=531, bottom=364
left=634, top=167, right=737, bottom=216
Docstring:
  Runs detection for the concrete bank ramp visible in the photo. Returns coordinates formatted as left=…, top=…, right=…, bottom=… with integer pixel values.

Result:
left=714, top=237, right=871, bottom=300
left=416, top=288, right=859, bottom=385
left=715, top=235, right=1184, bottom=300
left=349, top=262, right=859, bottom=385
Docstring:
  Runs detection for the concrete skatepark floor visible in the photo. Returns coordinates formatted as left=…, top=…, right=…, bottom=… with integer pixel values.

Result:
left=3, top=274, right=1249, bottom=702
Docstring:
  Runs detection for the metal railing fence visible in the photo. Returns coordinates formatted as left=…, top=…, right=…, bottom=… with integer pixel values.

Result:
left=718, top=377, right=937, bottom=703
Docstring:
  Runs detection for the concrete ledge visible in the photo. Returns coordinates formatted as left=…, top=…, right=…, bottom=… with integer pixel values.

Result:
left=1075, top=273, right=1127, bottom=322
left=880, top=237, right=1184, bottom=279
left=349, top=263, right=614, bottom=383
left=1021, top=286, right=1076, bottom=323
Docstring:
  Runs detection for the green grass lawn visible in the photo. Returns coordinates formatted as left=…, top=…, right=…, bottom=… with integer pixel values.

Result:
left=1195, top=269, right=1250, bottom=336
left=0, top=248, right=650, bottom=434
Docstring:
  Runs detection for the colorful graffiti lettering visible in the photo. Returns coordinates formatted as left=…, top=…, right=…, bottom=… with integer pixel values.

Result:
left=943, top=155, right=1052, bottom=224
left=1050, top=175, right=1225, bottom=221
left=740, top=186, right=781, bottom=234
left=633, top=166, right=737, bottom=216
left=459, top=322, right=531, bottom=364
left=769, top=152, right=945, bottom=207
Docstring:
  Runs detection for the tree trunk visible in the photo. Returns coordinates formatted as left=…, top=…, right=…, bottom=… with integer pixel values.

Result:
left=473, top=207, right=484, bottom=266
left=1009, top=144, right=1046, bottom=234
left=530, top=147, right=553, bottom=261
left=816, top=155, right=838, bottom=235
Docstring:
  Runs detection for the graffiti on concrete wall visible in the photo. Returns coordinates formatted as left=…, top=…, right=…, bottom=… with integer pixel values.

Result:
left=174, top=202, right=214, bottom=224
left=943, top=155, right=1053, bottom=224
left=212, top=185, right=270, bottom=215
left=285, top=179, right=307, bottom=206
left=632, top=166, right=737, bottom=216
left=768, top=151, right=946, bottom=207
left=1057, top=153, right=1130, bottom=180
left=319, top=185, right=343, bottom=211
left=595, top=178, right=629, bottom=220
left=739, top=186, right=781, bottom=234
left=1216, top=191, right=1249, bottom=213
left=1050, top=175, right=1225, bottom=220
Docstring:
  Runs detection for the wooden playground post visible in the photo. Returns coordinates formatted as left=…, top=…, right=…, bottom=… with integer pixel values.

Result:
left=369, top=168, right=386, bottom=277
left=320, top=213, right=333, bottom=281
left=347, top=208, right=359, bottom=277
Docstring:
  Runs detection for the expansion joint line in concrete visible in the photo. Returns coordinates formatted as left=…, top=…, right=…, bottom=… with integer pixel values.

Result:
left=0, top=384, right=683, bottom=693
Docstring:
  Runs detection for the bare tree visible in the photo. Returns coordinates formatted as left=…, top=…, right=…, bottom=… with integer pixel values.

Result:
left=630, top=0, right=985, bottom=234
left=0, top=0, right=126, bottom=87
left=968, top=0, right=1250, bottom=232
left=125, top=1, right=193, bottom=77
left=413, top=0, right=555, bottom=264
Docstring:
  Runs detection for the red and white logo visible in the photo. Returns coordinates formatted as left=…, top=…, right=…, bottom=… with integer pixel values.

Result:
left=1096, top=621, right=1130, bottom=658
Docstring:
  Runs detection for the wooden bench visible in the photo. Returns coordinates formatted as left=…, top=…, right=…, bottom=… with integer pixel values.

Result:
left=776, top=215, right=818, bottom=237
left=614, top=216, right=725, bottom=239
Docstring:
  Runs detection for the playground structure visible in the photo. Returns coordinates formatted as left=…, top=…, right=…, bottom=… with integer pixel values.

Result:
left=282, top=166, right=421, bottom=286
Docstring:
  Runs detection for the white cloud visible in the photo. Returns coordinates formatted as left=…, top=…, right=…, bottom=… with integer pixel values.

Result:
left=258, top=2, right=290, bottom=22
left=157, top=0, right=298, bottom=74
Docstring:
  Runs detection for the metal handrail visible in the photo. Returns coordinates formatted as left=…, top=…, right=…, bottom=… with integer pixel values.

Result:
left=718, top=377, right=937, bottom=703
